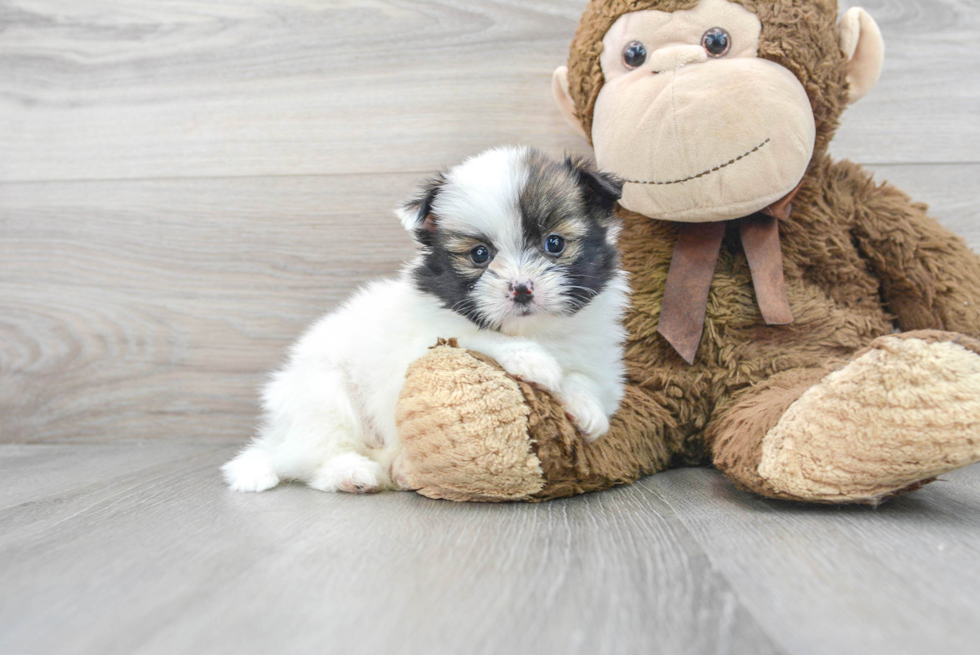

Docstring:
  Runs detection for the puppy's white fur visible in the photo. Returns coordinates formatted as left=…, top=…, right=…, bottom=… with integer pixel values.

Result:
left=223, top=147, right=629, bottom=494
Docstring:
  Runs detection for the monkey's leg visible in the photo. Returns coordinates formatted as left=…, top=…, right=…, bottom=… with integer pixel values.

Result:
left=525, top=380, right=686, bottom=501
left=395, top=342, right=686, bottom=502
left=710, top=331, right=980, bottom=504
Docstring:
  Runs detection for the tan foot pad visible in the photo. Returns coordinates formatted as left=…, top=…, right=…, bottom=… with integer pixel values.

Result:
left=758, top=334, right=980, bottom=503
left=396, top=342, right=545, bottom=502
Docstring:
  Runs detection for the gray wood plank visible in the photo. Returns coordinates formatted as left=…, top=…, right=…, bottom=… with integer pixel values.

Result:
left=0, top=0, right=976, bottom=185
left=832, top=0, right=980, bottom=165
left=0, top=174, right=418, bottom=443
left=0, top=443, right=782, bottom=655
left=0, top=0, right=593, bottom=183
left=3, top=163, right=978, bottom=445
left=943, top=460, right=980, bottom=487
left=0, top=442, right=227, bottom=509
left=3, top=443, right=978, bottom=655
left=864, top=163, right=980, bottom=250
left=644, top=464, right=980, bottom=655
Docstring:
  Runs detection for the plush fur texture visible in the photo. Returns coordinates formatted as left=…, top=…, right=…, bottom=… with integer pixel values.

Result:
left=395, top=0, right=980, bottom=504
left=222, top=146, right=630, bottom=493
left=396, top=341, right=544, bottom=501
left=757, top=332, right=980, bottom=502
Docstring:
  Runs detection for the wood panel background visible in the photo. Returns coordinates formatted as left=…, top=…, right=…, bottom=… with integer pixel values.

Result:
left=2, top=0, right=979, bottom=444
left=3, top=3, right=980, bottom=654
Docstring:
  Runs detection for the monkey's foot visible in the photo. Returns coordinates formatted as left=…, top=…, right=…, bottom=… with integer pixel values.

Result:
left=395, top=343, right=545, bottom=502
left=757, top=331, right=980, bottom=503
left=395, top=341, right=675, bottom=502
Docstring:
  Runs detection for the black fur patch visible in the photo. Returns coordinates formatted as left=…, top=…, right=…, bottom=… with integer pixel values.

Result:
left=412, top=235, right=494, bottom=329
left=520, top=151, right=622, bottom=312
left=402, top=172, right=445, bottom=234
left=561, top=219, right=621, bottom=311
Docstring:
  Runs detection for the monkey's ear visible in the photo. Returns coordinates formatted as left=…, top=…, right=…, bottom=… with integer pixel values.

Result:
left=839, top=8, right=884, bottom=104
left=396, top=173, right=444, bottom=233
left=552, top=66, right=589, bottom=140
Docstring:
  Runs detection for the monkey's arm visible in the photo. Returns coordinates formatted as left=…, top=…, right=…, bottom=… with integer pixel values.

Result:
left=848, top=169, right=980, bottom=338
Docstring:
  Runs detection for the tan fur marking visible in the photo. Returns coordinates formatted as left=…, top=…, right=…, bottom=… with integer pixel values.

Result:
left=545, top=217, right=589, bottom=263
left=442, top=233, right=490, bottom=278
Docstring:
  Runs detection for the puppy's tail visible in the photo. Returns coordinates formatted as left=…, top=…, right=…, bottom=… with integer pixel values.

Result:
left=222, top=447, right=280, bottom=492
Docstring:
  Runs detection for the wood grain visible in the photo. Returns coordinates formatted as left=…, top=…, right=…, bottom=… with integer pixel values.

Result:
left=0, top=0, right=593, bottom=182
left=646, top=465, right=980, bottom=655
left=832, top=0, right=980, bottom=164
left=2, top=443, right=978, bottom=655
left=1, top=0, right=977, bottom=185
left=2, top=0, right=978, bottom=446
left=0, top=443, right=783, bottom=655
left=0, top=174, right=419, bottom=442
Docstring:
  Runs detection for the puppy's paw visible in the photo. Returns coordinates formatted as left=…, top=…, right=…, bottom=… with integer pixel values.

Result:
left=390, top=454, right=416, bottom=491
left=222, top=449, right=281, bottom=492
left=495, top=346, right=564, bottom=393
left=560, top=388, right=610, bottom=442
left=308, top=453, right=383, bottom=494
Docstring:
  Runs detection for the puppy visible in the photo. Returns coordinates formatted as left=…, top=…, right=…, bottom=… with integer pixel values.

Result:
left=222, top=146, right=629, bottom=493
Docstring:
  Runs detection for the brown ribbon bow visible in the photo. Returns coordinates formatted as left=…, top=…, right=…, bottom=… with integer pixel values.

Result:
left=657, top=186, right=801, bottom=364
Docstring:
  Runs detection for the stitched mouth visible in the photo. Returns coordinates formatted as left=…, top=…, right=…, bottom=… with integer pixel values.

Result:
left=625, top=138, right=771, bottom=186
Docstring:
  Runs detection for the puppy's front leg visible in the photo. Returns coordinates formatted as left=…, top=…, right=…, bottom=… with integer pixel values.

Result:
left=558, top=372, right=611, bottom=442
left=462, top=336, right=563, bottom=393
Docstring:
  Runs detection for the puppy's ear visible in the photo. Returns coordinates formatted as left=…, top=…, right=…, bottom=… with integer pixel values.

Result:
left=564, top=156, right=623, bottom=212
left=396, top=173, right=445, bottom=234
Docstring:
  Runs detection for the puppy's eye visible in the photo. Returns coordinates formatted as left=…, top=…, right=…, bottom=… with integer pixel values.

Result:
left=701, top=27, right=731, bottom=57
left=623, top=41, right=647, bottom=69
left=544, top=234, right=565, bottom=255
left=469, top=244, right=491, bottom=265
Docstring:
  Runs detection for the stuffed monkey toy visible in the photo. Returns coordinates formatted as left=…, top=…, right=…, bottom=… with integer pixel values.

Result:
left=394, top=0, right=980, bottom=503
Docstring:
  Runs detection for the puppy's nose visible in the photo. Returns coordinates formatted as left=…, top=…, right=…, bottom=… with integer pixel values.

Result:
left=510, top=281, right=534, bottom=304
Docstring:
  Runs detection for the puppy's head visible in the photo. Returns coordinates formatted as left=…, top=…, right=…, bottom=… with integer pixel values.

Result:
left=398, top=146, right=623, bottom=332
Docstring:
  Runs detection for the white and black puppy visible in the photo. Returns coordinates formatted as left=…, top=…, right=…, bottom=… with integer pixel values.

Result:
left=222, top=146, right=629, bottom=494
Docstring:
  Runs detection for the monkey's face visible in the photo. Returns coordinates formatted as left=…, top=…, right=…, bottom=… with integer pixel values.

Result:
left=591, top=0, right=815, bottom=222
left=554, top=0, right=884, bottom=222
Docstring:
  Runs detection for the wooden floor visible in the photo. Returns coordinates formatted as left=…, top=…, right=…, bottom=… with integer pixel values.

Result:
left=1, top=444, right=979, bottom=655
left=2, top=0, right=980, bottom=653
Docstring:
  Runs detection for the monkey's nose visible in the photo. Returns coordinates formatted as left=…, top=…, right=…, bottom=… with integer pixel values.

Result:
left=510, top=282, right=534, bottom=305
left=648, top=45, right=707, bottom=73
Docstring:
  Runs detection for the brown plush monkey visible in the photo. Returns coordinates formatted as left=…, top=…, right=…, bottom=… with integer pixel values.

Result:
left=394, top=0, right=980, bottom=504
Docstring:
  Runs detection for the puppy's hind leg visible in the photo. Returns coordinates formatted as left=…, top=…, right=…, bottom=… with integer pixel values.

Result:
left=307, top=452, right=386, bottom=494
left=222, top=446, right=281, bottom=492
left=264, top=365, right=388, bottom=494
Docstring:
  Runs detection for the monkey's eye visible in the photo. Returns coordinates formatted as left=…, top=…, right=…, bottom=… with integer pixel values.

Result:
left=469, top=244, right=492, bottom=265
left=701, top=27, right=731, bottom=57
left=622, top=41, right=647, bottom=69
left=544, top=234, right=566, bottom=255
